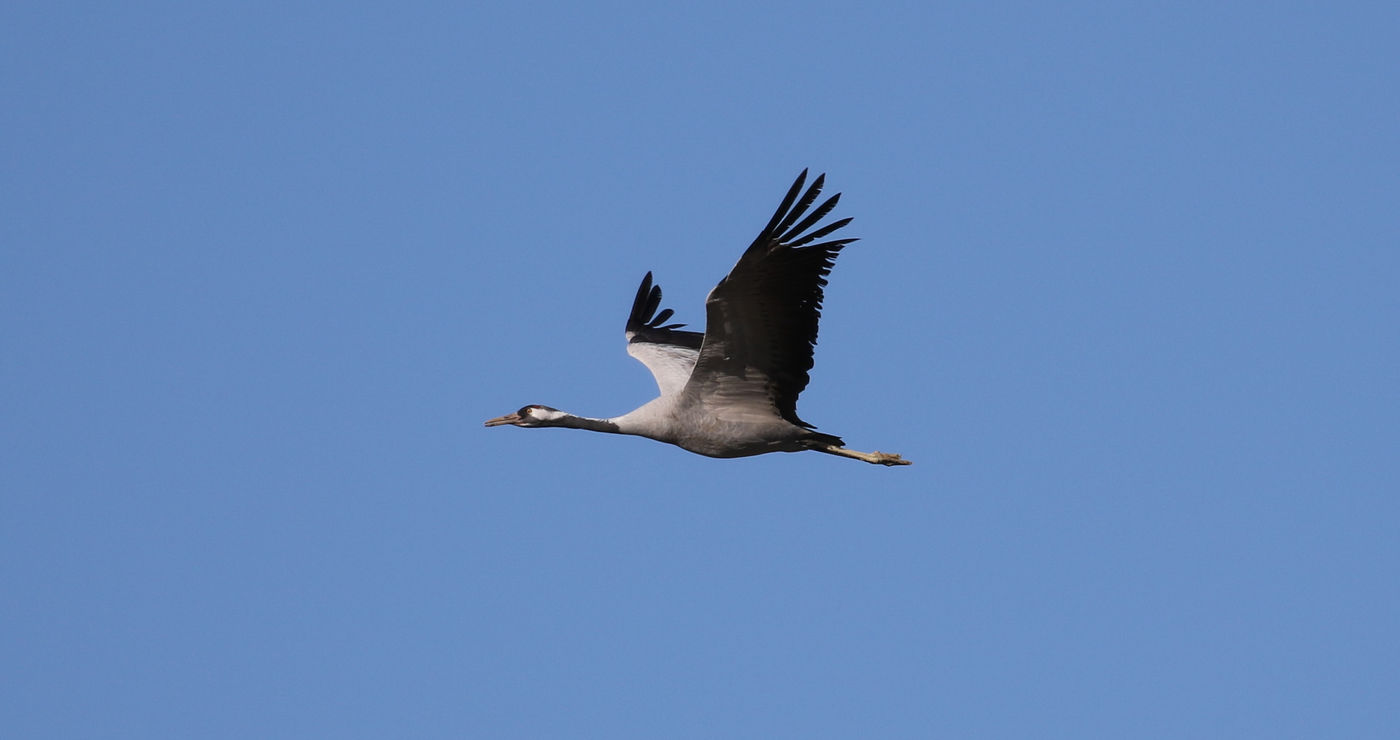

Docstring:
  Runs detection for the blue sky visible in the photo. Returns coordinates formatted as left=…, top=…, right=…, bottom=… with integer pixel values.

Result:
left=3, top=2, right=1397, bottom=737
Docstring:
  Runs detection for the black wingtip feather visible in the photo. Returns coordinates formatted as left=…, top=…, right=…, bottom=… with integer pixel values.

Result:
left=627, top=271, right=690, bottom=333
left=757, top=169, right=809, bottom=244
left=790, top=218, right=856, bottom=247
left=746, top=170, right=854, bottom=256
left=782, top=193, right=842, bottom=244
left=772, top=173, right=826, bottom=239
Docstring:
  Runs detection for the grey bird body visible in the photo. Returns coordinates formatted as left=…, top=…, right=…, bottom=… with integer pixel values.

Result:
left=485, top=170, right=910, bottom=466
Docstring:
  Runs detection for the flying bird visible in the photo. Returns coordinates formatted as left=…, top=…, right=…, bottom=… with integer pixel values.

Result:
left=485, top=170, right=910, bottom=466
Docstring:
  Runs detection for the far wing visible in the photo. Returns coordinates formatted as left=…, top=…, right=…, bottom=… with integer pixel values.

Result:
left=624, top=272, right=704, bottom=397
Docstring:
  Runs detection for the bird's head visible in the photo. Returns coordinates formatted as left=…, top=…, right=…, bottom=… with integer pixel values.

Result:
left=484, top=404, right=567, bottom=428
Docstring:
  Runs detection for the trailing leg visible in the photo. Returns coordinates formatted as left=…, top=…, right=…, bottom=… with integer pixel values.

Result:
left=808, top=442, right=911, bottom=466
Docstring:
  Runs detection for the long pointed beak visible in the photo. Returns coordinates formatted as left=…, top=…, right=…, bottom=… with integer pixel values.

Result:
left=484, top=412, right=523, bottom=427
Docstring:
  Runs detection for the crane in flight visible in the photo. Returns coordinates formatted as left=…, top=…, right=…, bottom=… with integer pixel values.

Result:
left=485, top=170, right=911, bottom=466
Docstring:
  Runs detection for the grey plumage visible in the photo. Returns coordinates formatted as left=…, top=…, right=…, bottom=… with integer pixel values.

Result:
left=485, top=170, right=910, bottom=466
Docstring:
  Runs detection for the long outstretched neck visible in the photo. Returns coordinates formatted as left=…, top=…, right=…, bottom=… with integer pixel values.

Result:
left=527, top=407, right=623, bottom=434
left=551, top=413, right=622, bottom=434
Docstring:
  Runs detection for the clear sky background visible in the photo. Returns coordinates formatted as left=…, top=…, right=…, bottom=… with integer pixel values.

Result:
left=3, top=2, right=1397, bottom=738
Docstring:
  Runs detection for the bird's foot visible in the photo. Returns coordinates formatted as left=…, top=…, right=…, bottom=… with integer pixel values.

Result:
left=813, top=444, right=912, bottom=466
left=869, top=451, right=911, bottom=466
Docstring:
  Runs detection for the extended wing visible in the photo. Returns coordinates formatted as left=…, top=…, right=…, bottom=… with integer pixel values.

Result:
left=685, top=170, right=856, bottom=428
left=624, top=272, right=704, bottom=397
